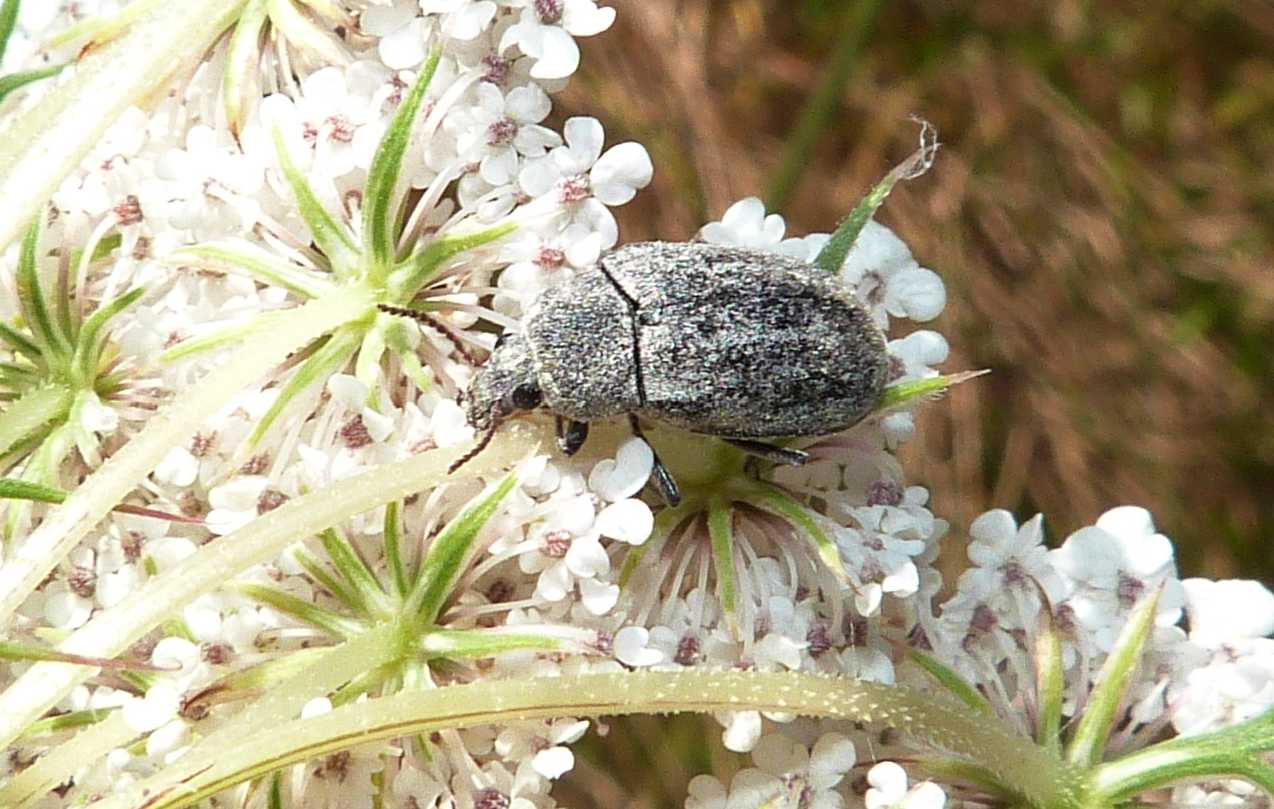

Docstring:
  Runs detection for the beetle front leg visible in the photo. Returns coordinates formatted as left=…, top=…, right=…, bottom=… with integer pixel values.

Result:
left=555, top=417, right=589, bottom=456
left=627, top=414, right=681, bottom=507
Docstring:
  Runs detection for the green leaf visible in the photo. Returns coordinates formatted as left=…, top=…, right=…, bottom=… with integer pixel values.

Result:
left=235, top=582, right=365, bottom=639
left=1092, top=707, right=1274, bottom=803
left=904, top=646, right=995, bottom=716
left=14, top=219, right=70, bottom=360
left=0, top=320, right=44, bottom=364
left=69, top=232, right=123, bottom=268
left=419, top=627, right=573, bottom=660
left=160, top=318, right=275, bottom=362
left=222, top=0, right=268, bottom=135
left=271, top=127, right=360, bottom=277
left=170, top=241, right=333, bottom=298
left=362, top=47, right=441, bottom=278
left=706, top=498, right=737, bottom=617
left=19, top=707, right=117, bottom=740
left=73, top=286, right=144, bottom=385
left=752, top=486, right=850, bottom=584
left=246, top=326, right=363, bottom=448
left=383, top=319, right=434, bottom=394
left=292, top=547, right=366, bottom=617
left=0, top=384, right=73, bottom=459
left=382, top=500, right=408, bottom=597
left=1034, top=591, right=1065, bottom=751
left=319, top=527, right=393, bottom=619
left=389, top=221, right=517, bottom=299
left=813, top=120, right=938, bottom=274
left=0, top=477, right=66, bottom=504
left=0, top=0, right=19, bottom=64
left=0, top=64, right=65, bottom=104
left=875, top=370, right=988, bottom=414
left=404, top=473, right=518, bottom=627
left=1067, top=588, right=1162, bottom=767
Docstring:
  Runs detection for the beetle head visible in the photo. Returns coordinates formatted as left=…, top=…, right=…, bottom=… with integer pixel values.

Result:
left=465, top=330, right=542, bottom=431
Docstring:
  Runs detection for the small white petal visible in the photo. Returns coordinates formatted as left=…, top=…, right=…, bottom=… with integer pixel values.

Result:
left=531, top=746, right=574, bottom=779
left=594, top=498, right=654, bottom=545
left=154, top=446, right=198, bottom=487
left=123, top=683, right=181, bottom=733
left=328, top=374, right=367, bottom=409
left=614, top=626, right=664, bottom=666
left=590, top=142, right=653, bottom=205
left=528, top=26, right=581, bottom=79
left=360, top=407, right=395, bottom=442
left=591, top=437, right=653, bottom=501
left=579, top=577, right=619, bottom=615
left=300, top=697, right=333, bottom=719
left=885, top=267, right=946, bottom=321
left=721, top=710, right=762, bottom=752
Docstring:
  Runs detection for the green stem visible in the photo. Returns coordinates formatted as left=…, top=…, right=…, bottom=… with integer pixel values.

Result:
left=1, top=710, right=136, bottom=808
left=764, top=0, right=885, bottom=210
left=95, top=670, right=1076, bottom=809
left=0, top=0, right=248, bottom=253
left=0, top=420, right=543, bottom=751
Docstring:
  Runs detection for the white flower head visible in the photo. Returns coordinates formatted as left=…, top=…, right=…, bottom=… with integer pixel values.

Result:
left=499, top=0, right=617, bottom=80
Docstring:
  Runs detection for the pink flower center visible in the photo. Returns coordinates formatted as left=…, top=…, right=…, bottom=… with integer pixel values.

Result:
left=486, top=117, right=518, bottom=147
left=534, top=0, right=563, bottom=24
left=535, top=245, right=567, bottom=269
left=557, top=173, right=590, bottom=203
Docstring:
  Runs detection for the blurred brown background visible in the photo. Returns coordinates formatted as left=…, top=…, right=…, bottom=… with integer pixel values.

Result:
left=557, top=0, right=1274, bottom=586
left=555, top=4, right=1273, bottom=805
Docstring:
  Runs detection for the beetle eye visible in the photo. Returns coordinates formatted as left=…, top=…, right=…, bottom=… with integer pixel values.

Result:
left=509, top=382, right=542, bottom=410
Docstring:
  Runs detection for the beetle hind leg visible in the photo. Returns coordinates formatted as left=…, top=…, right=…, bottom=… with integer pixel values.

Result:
left=722, top=438, right=809, bottom=467
left=627, top=415, right=681, bottom=507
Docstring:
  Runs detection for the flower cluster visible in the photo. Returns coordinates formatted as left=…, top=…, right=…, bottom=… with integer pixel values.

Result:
left=0, top=3, right=1270, bottom=809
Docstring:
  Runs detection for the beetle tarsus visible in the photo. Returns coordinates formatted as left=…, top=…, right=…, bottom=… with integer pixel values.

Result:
left=627, top=414, right=681, bottom=506
left=722, top=438, right=809, bottom=467
left=555, top=417, right=589, bottom=456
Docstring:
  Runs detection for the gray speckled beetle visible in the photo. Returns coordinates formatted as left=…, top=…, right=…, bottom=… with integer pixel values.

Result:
left=385, top=241, right=890, bottom=505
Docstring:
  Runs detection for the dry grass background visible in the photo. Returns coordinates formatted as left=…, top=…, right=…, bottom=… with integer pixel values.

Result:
left=549, top=2, right=1274, bottom=805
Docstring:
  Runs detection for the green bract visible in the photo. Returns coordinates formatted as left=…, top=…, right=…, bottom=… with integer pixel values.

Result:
left=164, top=47, right=515, bottom=451
left=0, top=219, right=143, bottom=537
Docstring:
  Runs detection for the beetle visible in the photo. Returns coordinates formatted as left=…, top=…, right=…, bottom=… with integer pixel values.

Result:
left=382, top=241, right=890, bottom=505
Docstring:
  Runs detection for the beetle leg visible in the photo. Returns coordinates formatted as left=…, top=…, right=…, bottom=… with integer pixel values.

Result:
left=722, top=438, right=809, bottom=467
left=556, top=418, right=589, bottom=456
left=627, top=414, right=681, bottom=506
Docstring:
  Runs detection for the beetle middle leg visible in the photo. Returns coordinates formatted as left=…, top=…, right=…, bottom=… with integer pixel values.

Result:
left=722, top=438, right=809, bottom=467
left=627, top=414, right=681, bottom=507
left=555, top=416, right=589, bottom=456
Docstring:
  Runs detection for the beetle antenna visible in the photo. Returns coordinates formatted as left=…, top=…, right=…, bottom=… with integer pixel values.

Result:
left=448, top=418, right=499, bottom=474
left=377, top=304, right=483, bottom=366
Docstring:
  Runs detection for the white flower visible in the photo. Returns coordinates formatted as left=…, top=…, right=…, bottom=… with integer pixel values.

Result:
left=422, top=0, right=498, bottom=41
left=839, top=220, right=945, bottom=326
left=699, top=197, right=809, bottom=256
left=499, top=0, right=616, bottom=79
left=451, top=82, right=561, bottom=187
left=865, top=762, right=946, bottom=809
left=1049, top=506, right=1185, bottom=653
left=519, top=116, right=652, bottom=248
